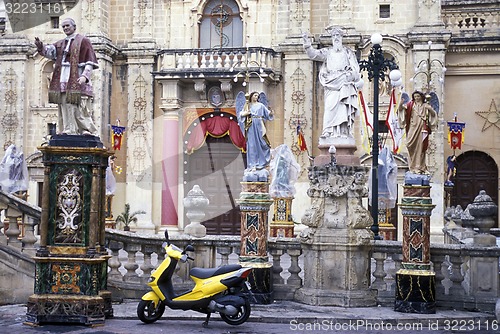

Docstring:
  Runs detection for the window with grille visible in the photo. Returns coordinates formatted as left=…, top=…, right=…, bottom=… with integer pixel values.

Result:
left=379, top=4, right=390, bottom=19
left=200, top=0, right=243, bottom=48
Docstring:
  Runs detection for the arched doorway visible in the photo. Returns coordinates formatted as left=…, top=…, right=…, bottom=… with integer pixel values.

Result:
left=185, top=136, right=245, bottom=234
left=183, top=109, right=246, bottom=235
left=451, top=150, right=498, bottom=224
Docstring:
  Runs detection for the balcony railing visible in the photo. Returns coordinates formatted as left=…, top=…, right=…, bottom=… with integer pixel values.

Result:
left=156, top=47, right=280, bottom=76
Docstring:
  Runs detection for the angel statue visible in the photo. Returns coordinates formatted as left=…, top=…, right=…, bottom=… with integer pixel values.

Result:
left=236, top=91, right=274, bottom=181
left=398, top=90, right=438, bottom=175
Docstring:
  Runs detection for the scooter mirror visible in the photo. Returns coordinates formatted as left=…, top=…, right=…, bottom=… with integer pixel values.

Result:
left=164, top=229, right=170, bottom=244
left=185, top=245, right=195, bottom=252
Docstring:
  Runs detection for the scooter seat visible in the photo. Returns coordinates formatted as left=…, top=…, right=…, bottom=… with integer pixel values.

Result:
left=190, top=264, right=242, bottom=279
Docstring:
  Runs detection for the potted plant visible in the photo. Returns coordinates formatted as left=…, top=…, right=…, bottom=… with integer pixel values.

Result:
left=115, top=203, right=146, bottom=231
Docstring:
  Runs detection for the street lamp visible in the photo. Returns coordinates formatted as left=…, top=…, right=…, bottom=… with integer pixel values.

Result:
left=230, top=44, right=266, bottom=89
left=410, top=40, right=446, bottom=94
left=359, top=34, right=400, bottom=240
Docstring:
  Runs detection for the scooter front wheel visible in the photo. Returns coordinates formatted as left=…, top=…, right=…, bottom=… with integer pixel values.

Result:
left=137, top=300, right=165, bottom=324
left=220, top=298, right=251, bottom=326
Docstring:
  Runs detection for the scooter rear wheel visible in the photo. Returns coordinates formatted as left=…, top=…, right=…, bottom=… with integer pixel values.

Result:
left=137, top=300, right=165, bottom=324
left=220, top=298, right=251, bottom=326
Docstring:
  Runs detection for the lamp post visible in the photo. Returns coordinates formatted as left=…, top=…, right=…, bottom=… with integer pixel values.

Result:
left=359, top=34, right=400, bottom=240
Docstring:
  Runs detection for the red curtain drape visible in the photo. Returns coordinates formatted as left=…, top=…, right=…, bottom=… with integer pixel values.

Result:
left=186, top=116, right=246, bottom=154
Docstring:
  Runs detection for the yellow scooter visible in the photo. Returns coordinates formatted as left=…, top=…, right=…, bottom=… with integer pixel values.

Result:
left=137, top=230, right=253, bottom=327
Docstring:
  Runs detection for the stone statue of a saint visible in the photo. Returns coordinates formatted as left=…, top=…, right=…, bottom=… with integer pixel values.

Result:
left=398, top=91, right=438, bottom=174
left=35, top=18, right=99, bottom=136
left=302, top=27, right=360, bottom=143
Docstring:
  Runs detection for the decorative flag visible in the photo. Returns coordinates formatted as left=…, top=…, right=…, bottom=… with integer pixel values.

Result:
left=385, top=88, right=404, bottom=153
left=447, top=120, right=466, bottom=150
left=297, top=124, right=307, bottom=152
left=111, top=125, right=126, bottom=150
left=358, top=91, right=373, bottom=154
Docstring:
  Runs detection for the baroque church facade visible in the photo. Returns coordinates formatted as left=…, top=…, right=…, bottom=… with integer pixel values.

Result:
left=0, top=0, right=498, bottom=239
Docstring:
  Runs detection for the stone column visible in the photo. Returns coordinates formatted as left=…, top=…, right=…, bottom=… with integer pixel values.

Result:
left=158, top=79, right=182, bottom=229
left=238, top=182, right=273, bottom=304
left=27, top=136, right=112, bottom=325
left=123, top=49, right=156, bottom=232
left=395, top=175, right=436, bottom=314
left=295, top=164, right=377, bottom=307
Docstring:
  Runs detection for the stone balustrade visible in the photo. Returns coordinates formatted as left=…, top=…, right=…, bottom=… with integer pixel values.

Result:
left=0, top=189, right=498, bottom=314
left=104, top=229, right=500, bottom=313
left=442, top=9, right=500, bottom=34
left=0, top=191, right=40, bottom=256
left=157, top=47, right=278, bottom=73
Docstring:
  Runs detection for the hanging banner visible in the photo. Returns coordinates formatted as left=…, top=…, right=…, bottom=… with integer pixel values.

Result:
left=296, top=124, right=308, bottom=152
left=111, top=125, right=126, bottom=150
left=447, top=121, right=466, bottom=150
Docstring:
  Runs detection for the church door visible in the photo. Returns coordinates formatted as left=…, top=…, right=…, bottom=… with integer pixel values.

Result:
left=184, top=135, right=245, bottom=235
left=451, top=150, right=498, bottom=225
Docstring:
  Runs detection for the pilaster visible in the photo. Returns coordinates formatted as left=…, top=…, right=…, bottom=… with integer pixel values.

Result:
left=123, top=47, right=156, bottom=232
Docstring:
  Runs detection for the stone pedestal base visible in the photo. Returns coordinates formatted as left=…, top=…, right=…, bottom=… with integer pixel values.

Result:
left=238, top=182, right=273, bottom=304
left=395, top=270, right=436, bottom=314
left=295, top=288, right=377, bottom=307
left=241, top=262, right=273, bottom=304
left=314, top=140, right=360, bottom=166
left=295, top=234, right=376, bottom=307
left=270, top=197, right=294, bottom=237
left=26, top=295, right=105, bottom=326
left=27, top=255, right=111, bottom=324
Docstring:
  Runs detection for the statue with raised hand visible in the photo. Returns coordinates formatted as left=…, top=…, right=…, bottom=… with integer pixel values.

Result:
left=35, top=18, right=99, bottom=136
left=302, top=27, right=360, bottom=142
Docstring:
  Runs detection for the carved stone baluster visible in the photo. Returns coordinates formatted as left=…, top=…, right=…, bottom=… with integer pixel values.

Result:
left=21, top=216, right=38, bottom=256
left=371, top=252, right=387, bottom=291
left=217, top=246, right=232, bottom=266
left=5, top=207, right=22, bottom=248
left=287, top=248, right=303, bottom=288
left=448, top=253, right=465, bottom=299
left=223, top=52, right=230, bottom=69
left=389, top=252, right=403, bottom=295
left=107, top=240, right=123, bottom=281
left=140, top=244, right=156, bottom=284
left=176, top=53, right=183, bottom=69
left=431, top=253, right=447, bottom=299
left=191, top=52, right=199, bottom=69
left=123, top=242, right=141, bottom=283
left=200, top=52, right=207, bottom=68
left=269, top=248, right=284, bottom=285
left=208, top=54, right=215, bottom=68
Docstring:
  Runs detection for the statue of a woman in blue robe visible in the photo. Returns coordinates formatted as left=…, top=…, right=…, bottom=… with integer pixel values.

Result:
left=237, top=91, right=274, bottom=171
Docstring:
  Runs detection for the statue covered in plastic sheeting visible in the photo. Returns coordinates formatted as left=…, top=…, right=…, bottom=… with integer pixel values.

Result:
left=369, top=147, right=398, bottom=209
left=269, top=144, right=300, bottom=198
left=105, top=155, right=117, bottom=196
left=0, top=145, right=29, bottom=194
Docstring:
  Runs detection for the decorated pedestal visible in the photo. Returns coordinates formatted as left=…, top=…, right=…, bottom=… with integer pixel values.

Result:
left=238, top=182, right=273, bottom=304
left=295, top=164, right=376, bottom=307
left=26, top=135, right=113, bottom=326
left=395, top=175, right=436, bottom=314
left=270, top=197, right=294, bottom=237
